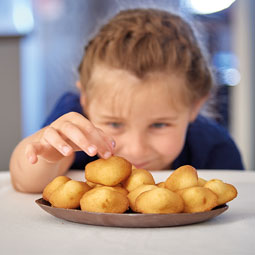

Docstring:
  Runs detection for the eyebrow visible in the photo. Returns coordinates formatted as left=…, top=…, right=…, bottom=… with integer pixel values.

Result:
left=96, top=114, right=124, bottom=120
left=98, top=114, right=178, bottom=122
left=151, top=116, right=178, bottom=122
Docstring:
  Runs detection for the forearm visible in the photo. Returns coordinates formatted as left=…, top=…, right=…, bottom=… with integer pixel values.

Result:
left=9, top=130, right=74, bottom=193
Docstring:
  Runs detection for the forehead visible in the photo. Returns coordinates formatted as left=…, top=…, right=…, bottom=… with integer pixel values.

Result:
left=86, top=65, right=189, bottom=116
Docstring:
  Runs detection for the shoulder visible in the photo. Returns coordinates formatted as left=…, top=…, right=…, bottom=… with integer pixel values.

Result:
left=54, top=92, right=81, bottom=111
left=42, top=92, right=83, bottom=127
left=178, top=115, right=244, bottom=170
left=189, top=115, right=231, bottom=144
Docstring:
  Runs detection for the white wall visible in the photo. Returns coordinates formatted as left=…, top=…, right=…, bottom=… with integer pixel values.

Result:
left=0, top=37, right=22, bottom=170
left=230, top=0, right=255, bottom=170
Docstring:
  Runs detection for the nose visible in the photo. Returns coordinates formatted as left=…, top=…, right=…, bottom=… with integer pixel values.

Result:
left=119, top=130, right=149, bottom=159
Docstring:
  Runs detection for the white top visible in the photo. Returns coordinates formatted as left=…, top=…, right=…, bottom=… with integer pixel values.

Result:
left=0, top=170, right=255, bottom=255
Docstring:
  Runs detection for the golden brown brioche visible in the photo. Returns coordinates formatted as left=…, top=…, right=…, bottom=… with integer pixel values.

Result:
left=135, top=188, right=184, bottom=214
left=177, top=186, right=218, bottom=213
left=86, top=180, right=99, bottom=188
left=204, top=179, right=238, bottom=205
left=43, top=176, right=71, bottom=202
left=198, top=177, right=207, bottom=187
left=80, top=186, right=129, bottom=213
left=156, top=182, right=165, bottom=188
left=49, top=180, right=91, bottom=209
left=122, top=168, right=155, bottom=192
left=86, top=180, right=123, bottom=189
left=97, top=186, right=128, bottom=196
left=165, top=165, right=198, bottom=192
left=127, top=184, right=158, bottom=212
left=85, top=156, right=132, bottom=186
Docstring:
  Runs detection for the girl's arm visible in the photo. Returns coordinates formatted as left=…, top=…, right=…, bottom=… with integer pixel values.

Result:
left=9, top=127, right=75, bottom=193
left=10, top=112, right=115, bottom=193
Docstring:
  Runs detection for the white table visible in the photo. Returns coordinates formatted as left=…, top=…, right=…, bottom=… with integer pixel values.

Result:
left=0, top=170, right=255, bottom=255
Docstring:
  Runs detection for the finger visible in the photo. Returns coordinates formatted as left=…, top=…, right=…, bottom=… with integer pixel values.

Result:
left=25, top=142, right=44, bottom=164
left=26, top=140, right=68, bottom=163
left=67, top=114, right=114, bottom=155
left=42, top=126, right=73, bottom=156
left=60, top=121, right=113, bottom=159
left=82, top=125, right=114, bottom=159
left=96, top=128, right=116, bottom=155
left=51, top=113, right=113, bottom=158
left=59, top=121, right=99, bottom=157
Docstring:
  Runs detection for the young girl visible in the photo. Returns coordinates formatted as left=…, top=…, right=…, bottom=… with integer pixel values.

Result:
left=10, top=8, right=244, bottom=193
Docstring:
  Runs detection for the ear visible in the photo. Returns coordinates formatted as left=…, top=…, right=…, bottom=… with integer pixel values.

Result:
left=189, top=96, right=209, bottom=122
left=76, top=80, right=82, bottom=91
left=76, top=81, right=86, bottom=108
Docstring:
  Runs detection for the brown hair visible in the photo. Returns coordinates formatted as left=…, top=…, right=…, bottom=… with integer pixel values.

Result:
left=78, top=8, right=214, bottom=105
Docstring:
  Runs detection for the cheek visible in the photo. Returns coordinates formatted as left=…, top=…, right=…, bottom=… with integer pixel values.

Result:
left=153, top=127, right=188, bottom=157
left=155, top=136, right=182, bottom=156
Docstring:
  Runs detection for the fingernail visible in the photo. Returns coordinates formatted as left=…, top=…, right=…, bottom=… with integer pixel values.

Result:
left=111, top=140, right=116, bottom=148
left=103, top=151, right=112, bottom=159
left=62, top=145, right=71, bottom=155
left=88, top=145, right=97, bottom=154
left=29, top=155, right=35, bottom=163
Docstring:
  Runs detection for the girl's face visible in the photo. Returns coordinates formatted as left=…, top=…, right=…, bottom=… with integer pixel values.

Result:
left=81, top=65, right=202, bottom=170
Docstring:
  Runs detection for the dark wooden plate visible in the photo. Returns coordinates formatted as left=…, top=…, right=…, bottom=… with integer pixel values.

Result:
left=35, top=198, right=228, bottom=228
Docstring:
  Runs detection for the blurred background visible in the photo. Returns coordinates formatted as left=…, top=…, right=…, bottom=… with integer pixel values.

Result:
left=0, top=0, right=254, bottom=170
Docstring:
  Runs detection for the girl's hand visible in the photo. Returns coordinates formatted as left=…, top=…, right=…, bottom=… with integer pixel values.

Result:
left=25, top=112, right=115, bottom=164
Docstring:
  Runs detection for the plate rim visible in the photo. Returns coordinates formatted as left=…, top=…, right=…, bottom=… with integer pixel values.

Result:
left=35, top=198, right=229, bottom=227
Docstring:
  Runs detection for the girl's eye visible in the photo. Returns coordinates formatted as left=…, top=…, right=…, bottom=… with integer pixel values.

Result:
left=107, top=122, right=123, bottom=129
left=150, top=123, right=169, bottom=129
